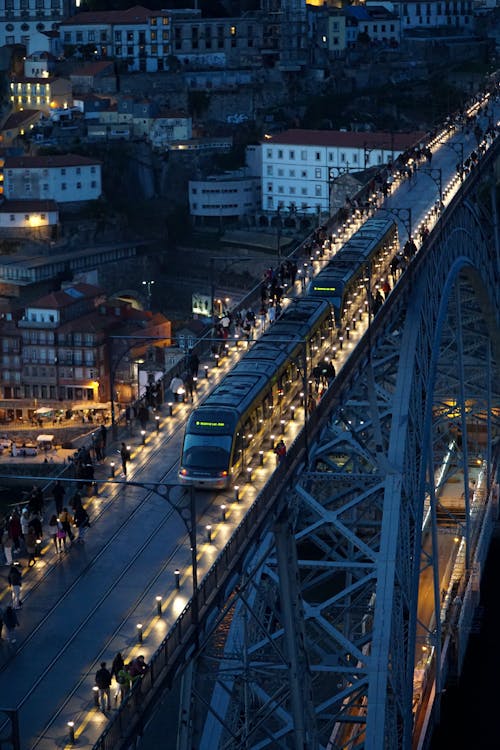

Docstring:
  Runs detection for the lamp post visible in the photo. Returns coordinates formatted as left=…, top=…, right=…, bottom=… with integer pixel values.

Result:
left=419, top=167, right=443, bottom=209
left=276, top=205, right=282, bottom=263
left=142, top=279, right=155, bottom=309
left=327, top=166, right=350, bottom=219
left=379, top=206, right=413, bottom=241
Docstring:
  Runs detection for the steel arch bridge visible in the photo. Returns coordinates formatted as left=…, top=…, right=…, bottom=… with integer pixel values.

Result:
left=180, top=156, right=500, bottom=749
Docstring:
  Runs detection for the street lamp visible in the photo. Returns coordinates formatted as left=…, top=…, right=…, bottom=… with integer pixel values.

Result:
left=142, top=279, right=155, bottom=309
left=135, top=358, right=145, bottom=401
left=327, top=166, right=350, bottom=218
left=419, top=167, right=443, bottom=209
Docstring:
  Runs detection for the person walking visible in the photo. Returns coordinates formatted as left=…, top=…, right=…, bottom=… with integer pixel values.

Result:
left=115, top=664, right=131, bottom=705
left=25, top=527, right=37, bottom=567
left=99, top=424, right=107, bottom=457
left=56, top=519, right=67, bottom=553
left=110, top=652, right=125, bottom=702
left=52, top=480, right=65, bottom=515
left=8, top=512, right=22, bottom=554
left=74, top=505, right=90, bottom=543
left=274, top=439, right=287, bottom=464
left=187, top=349, right=199, bottom=378
left=169, top=373, right=185, bottom=403
left=120, top=443, right=130, bottom=477
left=3, top=605, right=19, bottom=644
left=129, top=655, right=147, bottom=685
left=2, top=529, right=13, bottom=565
left=48, top=515, right=59, bottom=553
left=59, top=508, right=74, bottom=543
left=95, top=662, right=112, bottom=713
left=8, top=563, right=22, bottom=609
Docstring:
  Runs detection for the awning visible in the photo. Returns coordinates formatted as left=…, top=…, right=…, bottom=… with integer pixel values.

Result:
left=71, top=402, right=110, bottom=411
left=37, top=434, right=54, bottom=443
left=34, top=407, right=53, bottom=415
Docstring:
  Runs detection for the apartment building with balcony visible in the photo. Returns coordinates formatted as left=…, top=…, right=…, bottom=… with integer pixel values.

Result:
left=18, top=283, right=106, bottom=406
left=0, top=308, right=23, bottom=406
left=3, top=154, right=102, bottom=204
left=0, top=0, right=75, bottom=52
left=0, top=283, right=172, bottom=417
left=60, top=5, right=172, bottom=73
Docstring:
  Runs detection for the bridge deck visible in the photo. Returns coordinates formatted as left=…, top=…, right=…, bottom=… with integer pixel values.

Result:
left=0, top=95, right=497, bottom=750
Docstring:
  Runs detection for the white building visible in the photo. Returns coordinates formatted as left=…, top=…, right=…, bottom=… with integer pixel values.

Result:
left=0, top=0, right=74, bottom=51
left=387, top=0, right=474, bottom=31
left=60, top=5, right=172, bottom=73
left=189, top=172, right=261, bottom=224
left=23, top=50, right=55, bottom=78
left=3, top=154, right=102, bottom=204
left=0, top=199, right=58, bottom=236
left=261, top=129, right=424, bottom=214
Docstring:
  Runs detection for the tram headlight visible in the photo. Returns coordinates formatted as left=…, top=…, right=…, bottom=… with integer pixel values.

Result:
left=179, top=468, right=188, bottom=476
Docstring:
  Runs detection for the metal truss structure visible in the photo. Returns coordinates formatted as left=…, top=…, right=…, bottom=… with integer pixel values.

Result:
left=179, top=163, right=500, bottom=750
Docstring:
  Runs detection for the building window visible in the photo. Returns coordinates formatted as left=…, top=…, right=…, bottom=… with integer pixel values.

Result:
left=76, top=182, right=81, bottom=189
left=266, top=165, right=273, bottom=175
left=91, top=181, right=96, bottom=188
left=61, top=183, right=67, bottom=190
left=88, top=30, right=95, bottom=41
left=9, top=214, right=15, bottom=222
left=278, top=149, right=283, bottom=159
left=266, top=148, right=272, bottom=158
left=115, top=30, right=122, bottom=41
left=289, top=150, right=295, bottom=159
left=340, top=152, right=346, bottom=162
left=315, top=168, right=321, bottom=178
left=61, top=168, right=66, bottom=175
left=300, top=150, right=307, bottom=160
left=315, top=185, right=322, bottom=196
left=315, top=152, right=321, bottom=161
left=301, top=170, right=307, bottom=178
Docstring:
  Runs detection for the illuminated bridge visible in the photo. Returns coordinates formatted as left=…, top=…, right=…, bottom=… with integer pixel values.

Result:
left=0, top=108, right=498, bottom=750
left=167, top=135, right=499, bottom=750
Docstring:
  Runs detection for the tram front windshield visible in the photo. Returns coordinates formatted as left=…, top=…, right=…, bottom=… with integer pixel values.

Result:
left=182, top=434, right=232, bottom=471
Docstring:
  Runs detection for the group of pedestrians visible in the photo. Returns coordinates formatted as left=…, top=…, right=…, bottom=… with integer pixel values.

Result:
left=95, top=653, right=148, bottom=713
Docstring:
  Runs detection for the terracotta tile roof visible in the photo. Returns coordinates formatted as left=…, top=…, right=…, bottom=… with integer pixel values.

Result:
left=265, top=129, right=426, bottom=149
left=0, top=200, right=58, bottom=213
left=29, top=283, right=104, bottom=310
left=60, top=5, right=166, bottom=26
left=1, top=110, right=41, bottom=131
left=56, top=309, right=121, bottom=334
left=5, top=154, right=101, bottom=169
